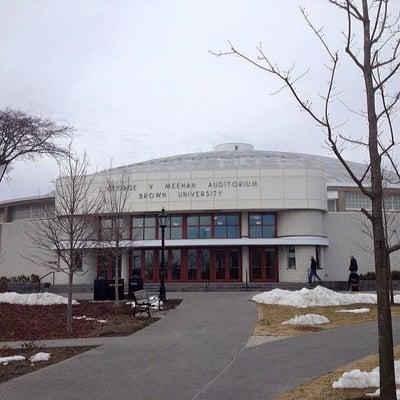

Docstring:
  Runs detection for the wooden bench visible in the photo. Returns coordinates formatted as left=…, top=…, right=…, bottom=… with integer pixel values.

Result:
left=132, top=289, right=158, bottom=317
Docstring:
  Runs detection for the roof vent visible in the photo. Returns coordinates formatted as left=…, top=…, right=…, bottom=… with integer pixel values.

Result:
left=213, top=143, right=254, bottom=152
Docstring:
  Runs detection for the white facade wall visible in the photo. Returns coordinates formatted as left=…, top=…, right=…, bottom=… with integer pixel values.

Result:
left=0, top=220, right=98, bottom=285
left=74, top=167, right=327, bottom=213
left=277, top=210, right=325, bottom=237
left=0, top=221, right=55, bottom=282
left=324, top=212, right=400, bottom=280
left=278, top=246, right=322, bottom=282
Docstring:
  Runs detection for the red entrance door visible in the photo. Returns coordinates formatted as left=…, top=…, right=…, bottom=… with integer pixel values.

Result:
left=215, top=248, right=241, bottom=282
left=249, top=247, right=278, bottom=282
left=130, top=247, right=242, bottom=283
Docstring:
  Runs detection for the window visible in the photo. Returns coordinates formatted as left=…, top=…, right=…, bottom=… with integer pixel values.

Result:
left=132, top=216, right=156, bottom=240
left=11, top=204, right=54, bottom=221
left=345, top=192, right=371, bottom=210
left=288, top=247, right=296, bottom=269
left=214, top=214, right=240, bottom=238
left=327, top=199, right=337, bottom=212
left=345, top=192, right=400, bottom=211
left=100, top=217, right=127, bottom=241
left=97, top=252, right=121, bottom=279
left=144, top=250, right=155, bottom=280
left=249, top=213, right=276, bottom=238
left=131, top=250, right=141, bottom=278
left=97, top=254, right=109, bottom=279
left=159, top=216, right=182, bottom=240
left=73, top=251, right=83, bottom=272
left=187, top=215, right=212, bottom=239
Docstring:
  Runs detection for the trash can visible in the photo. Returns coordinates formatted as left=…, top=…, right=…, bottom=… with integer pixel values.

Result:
left=108, top=279, right=125, bottom=300
left=128, top=276, right=144, bottom=300
left=93, top=278, right=108, bottom=301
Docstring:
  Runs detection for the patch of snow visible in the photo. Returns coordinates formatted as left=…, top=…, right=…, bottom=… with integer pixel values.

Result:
left=336, top=308, right=370, bottom=314
left=282, top=313, right=330, bottom=326
left=128, top=296, right=162, bottom=310
left=73, top=316, right=107, bottom=323
left=332, top=360, right=400, bottom=390
left=0, top=292, right=78, bottom=306
left=30, top=352, right=51, bottom=363
left=252, top=286, right=393, bottom=308
left=0, top=355, right=25, bottom=365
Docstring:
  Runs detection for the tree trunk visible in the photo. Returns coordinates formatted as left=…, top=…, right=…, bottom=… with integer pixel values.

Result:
left=388, top=256, right=394, bottom=305
left=361, top=2, right=396, bottom=396
left=115, top=247, right=119, bottom=304
left=67, top=270, right=73, bottom=333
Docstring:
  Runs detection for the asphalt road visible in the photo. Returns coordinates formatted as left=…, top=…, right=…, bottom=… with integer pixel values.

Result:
left=0, top=291, right=399, bottom=400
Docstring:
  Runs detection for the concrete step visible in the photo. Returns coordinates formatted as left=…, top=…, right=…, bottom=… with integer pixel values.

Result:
left=44, top=281, right=349, bottom=293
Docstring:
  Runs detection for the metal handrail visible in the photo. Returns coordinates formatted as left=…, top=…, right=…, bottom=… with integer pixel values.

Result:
left=38, top=271, right=55, bottom=292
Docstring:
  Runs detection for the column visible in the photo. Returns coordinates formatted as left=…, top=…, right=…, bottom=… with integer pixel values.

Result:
left=121, top=249, right=129, bottom=282
left=242, top=246, right=250, bottom=284
left=241, top=211, right=249, bottom=238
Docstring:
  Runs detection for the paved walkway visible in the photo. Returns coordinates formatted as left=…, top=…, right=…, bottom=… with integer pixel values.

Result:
left=0, top=292, right=400, bottom=400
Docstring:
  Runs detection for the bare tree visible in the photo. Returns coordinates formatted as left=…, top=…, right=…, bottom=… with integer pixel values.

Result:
left=28, top=148, right=100, bottom=332
left=98, top=167, right=131, bottom=303
left=0, top=108, right=70, bottom=183
left=212, top=1, right=400, bottom=397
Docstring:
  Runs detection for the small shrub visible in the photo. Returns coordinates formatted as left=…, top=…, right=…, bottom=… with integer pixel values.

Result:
left=360, top=271, right=400, bottom=280
left=30, top=274, right=40, bottom=282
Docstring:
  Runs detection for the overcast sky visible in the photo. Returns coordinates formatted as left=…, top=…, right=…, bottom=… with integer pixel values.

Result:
left=0, top=0, right=397, bottom=201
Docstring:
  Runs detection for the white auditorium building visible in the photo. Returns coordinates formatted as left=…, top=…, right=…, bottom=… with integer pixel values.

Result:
left=1, top=142, right=399, bottom=288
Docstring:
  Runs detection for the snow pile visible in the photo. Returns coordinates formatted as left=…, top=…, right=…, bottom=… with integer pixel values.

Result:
left=252, top=286, right=390, bottom=308
left=0, top=355, right=25, bottom=365
left=336, top=308, right=370, bottom=314
left=30, top=352, right=51, bottom=363
left=128, top=296, right=163, bottom=310
left=332, top=360, right=400, bottom=390
left=149, top=296, right=163, bottom=309
left=282, top=314, right=330, bottom=326
left=0, top=292, right=78, bottom=306
left=73, top=316, right=107, bottom=323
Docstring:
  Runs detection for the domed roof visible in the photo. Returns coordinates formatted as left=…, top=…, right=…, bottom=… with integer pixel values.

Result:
left=120, top=143, right=375, bottom=187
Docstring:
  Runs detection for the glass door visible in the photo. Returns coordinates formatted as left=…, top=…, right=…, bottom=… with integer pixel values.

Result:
left=215, top=250, right=226, bottom=280
left=200, top=249, right=211, bottom=280
left=250, top=247, right=278, bottom=282
left=228, top=249, right=240, bottom=280
left=187, top=249, right=198, bottom=280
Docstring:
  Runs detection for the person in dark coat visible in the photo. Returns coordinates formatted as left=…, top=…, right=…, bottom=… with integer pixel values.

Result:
left=131, top=274, right=144, bottom=292
left=308, top=256, right=322, bottom=283
left=348, top=271, right=360, bottom=291
left=349, top=256, right=358, bottom=273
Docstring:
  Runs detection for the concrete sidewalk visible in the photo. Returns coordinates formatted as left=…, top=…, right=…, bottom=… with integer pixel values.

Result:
left=0, top=292, right=256, bottom=400
left=0, top=292, right=399, bottom=400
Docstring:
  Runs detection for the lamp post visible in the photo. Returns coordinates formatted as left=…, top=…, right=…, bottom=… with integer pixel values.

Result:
left=158, top=207, right=169, bottom=302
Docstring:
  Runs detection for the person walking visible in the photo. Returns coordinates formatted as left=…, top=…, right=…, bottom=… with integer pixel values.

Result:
left=348, top=256, right=359, bottom=291
left=349, top=256, right=358, bottom=273
left=308, top=256, right=322, bottom=284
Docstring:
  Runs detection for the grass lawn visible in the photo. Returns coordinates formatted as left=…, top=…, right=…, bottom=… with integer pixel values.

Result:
left=0, top=299, right=181, bottom=341
left=0, top=345, right=94, bottom=383
left=275, top=346, right=400, bottom=400
left=255, top=303, right=400, bottom=337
